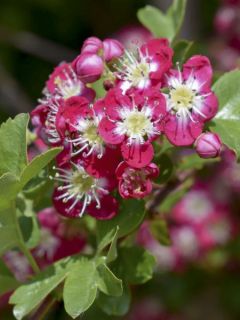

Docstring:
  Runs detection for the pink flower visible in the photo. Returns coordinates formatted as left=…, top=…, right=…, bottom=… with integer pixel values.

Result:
left=116, top=161, right=159, bottom=199
left=81, top=37, right=124, bottom=61
left=195, top=132, right=222, bottom=158
left=51, top=162, right=118, bottom=219
left=163, top=55, right=218, bottom=146
left=115, top=38, right=173, bottom=93
left=172, top=188, right=214, bottom=225
left=45, top=62, right=95, bottom=101
left=73, top=52, right=105, bottom=83
left=99, top=88, right=166, bottom=168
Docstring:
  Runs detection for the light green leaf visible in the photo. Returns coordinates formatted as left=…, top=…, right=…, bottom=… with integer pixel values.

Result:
left=0, top=114, right=29, bottom=177
left=10, top=260, right=69, bottom=320
left=97, top=199, right=145, bottom=245
left=210, top=70, right=240, bottom=158
left=20, top=147, right=62, bottom=188
left=97, top=264, right=122, bottom=297
left=63, top=259, right=97, bottom=319
left=137, top=5, right=175, bottom=40
left=118, top=246, right=156, bottom=285
left=97, top=227, right=119, bottom=254
left=137, top=1, right=187, bottom=41
left=97, top=283, right=131, bottom=316
left=167, top=0, right=187, bottom=38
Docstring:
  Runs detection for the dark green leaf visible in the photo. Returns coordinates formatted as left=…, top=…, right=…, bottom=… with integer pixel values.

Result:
left=173, top=39, right=193, bottom=66
left=97, top=199, right=145, bottom=245
left=117, top=246, right=156, bottom=285
left=97, top=283, right=131, bottom=316
left=150, top=219, right=171, bottom=246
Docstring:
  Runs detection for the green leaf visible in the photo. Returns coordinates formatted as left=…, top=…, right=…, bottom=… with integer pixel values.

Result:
left=118, top=246, right=156, bottom=285
left=97, top=264, right=122, bottom=297
left=17, top=198, right=40, bottom=249
left=63, top=259, right=97, bottom=319
left=97, top=199, right=145, bottom=245
left=150, top=219, right=171, bottom=246
left=167, top=0, right=187, bottom=38
left=0, top=204, right=21, bottom=256
left=173, top=39, right=193, bottom=66
left=137, top=1, right=187, bottom=41
left=0, top=114, right=29, bottom=177
left=0, top=173, right=20, bottom=209
left=0, top=259, right=19, bottom=296
left=155, top=154, right=174, bottom=184
left=210, top=70, right=240, bottom=158
left=20, top=147, right=62, bottom=188
left=97, top=283, right=131, bottom=316
left=10, top=260, right=70, bottom=320
left=137, top=5, right=175, bottom=40
left=97, top=227, right=119, bottom=254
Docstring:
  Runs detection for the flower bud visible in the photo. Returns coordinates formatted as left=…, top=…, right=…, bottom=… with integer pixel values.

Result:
left=195, top=132, right=222, bottom=158
left=73, top=53, right=104, bottom=83
left=103, top=38, right=124, bottom=62
left=81, top=36, right=103, bottom=54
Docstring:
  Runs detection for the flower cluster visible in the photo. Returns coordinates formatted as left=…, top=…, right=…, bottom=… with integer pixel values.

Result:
left=31, top=35, right=221, bottom=220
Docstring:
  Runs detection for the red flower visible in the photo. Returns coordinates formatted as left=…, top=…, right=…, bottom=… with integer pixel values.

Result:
left=116, top=161, right=159, bottom=199
left=99, top=88, right=166, bottom=168
left=51, top=162, right=118, bottom=219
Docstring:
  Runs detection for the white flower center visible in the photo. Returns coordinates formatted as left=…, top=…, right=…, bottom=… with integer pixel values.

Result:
left=115, top=107, right=159, bottom=144
left=166, top=74, right=209, bottom=122
left=69, top=116, right=104, bottom=158
left=115, top=50, right=157, bottom=92
left=51, top=163, right=107, bottom=217
left=54, top=75, right=82, bottom=100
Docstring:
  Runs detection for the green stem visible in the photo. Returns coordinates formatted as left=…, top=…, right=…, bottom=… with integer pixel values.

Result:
left=19, top=243, right=40, bottom=274
left=12, top=200, right=41, bottom=274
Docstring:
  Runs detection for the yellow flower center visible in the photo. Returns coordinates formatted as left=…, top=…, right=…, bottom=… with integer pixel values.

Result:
left=123, top=111, right=152, bottom=137
left=83, top=123, right=103, bottom=146
left=170, top=85, right=195, bottom=110
left=70, top=171, right=95, bottom=195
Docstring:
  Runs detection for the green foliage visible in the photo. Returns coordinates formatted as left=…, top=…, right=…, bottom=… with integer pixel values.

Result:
left=137, top=0, right=187, bottom=42
left=96, top=263, right=122, bottom=296
left=210, top=70, right=240, bottom=158
left=10, top=260, right=70, bottom=320
left=116, top=246, right=156, bottom=285
left=97, top=199, right=145, bottom=245
left=63, top=259, right=98, bottom=318
left=173, top=39, right=193, bottom=66
left=96, top=283, right=131, bottom=316
left=0, top=114, right=28, bottom=177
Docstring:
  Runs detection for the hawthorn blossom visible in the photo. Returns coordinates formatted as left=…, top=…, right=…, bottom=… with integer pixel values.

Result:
left=99, top=88, right=166, bottom=168
left=114, top=38, right=173, bottom=93
left=163, top=55, right=218, bottom=146
left=116, top=161, right=159, bottom=199
left=51, top=162, right=118, bottom=219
